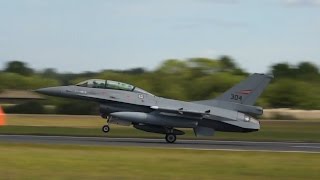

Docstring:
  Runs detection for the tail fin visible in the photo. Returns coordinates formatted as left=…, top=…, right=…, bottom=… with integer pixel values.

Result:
left=215, top=73, right=273, bottom=105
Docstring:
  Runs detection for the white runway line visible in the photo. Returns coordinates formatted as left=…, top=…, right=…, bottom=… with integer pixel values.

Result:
left=149, top=147, right=320, bottom=154
left=292, top=146, right=320, bottom=149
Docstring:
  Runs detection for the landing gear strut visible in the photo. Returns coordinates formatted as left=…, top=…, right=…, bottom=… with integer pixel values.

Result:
left=165, top=134, right=176, bottom=143
left=102, top=116, right=110, bottom=133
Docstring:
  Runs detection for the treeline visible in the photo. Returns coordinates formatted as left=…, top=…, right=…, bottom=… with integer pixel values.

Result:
left=0, top=56, right=319, bottom=114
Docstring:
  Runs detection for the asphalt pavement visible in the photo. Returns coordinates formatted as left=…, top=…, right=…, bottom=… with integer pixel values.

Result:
left=0, top=134, right=320, bottom=153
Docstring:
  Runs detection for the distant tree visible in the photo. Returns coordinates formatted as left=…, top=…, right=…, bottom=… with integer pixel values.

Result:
left=79, top=71, right=99, bottom=78
left=297, top=62, right=318, bottom=75
left=297, top=62, right=319, bottom=80
left=58, top=73, right=78, bottom=85
left=123, top=68, right=146, bottom=74
left=157, top=59, right=188, bottom=74
left=55, top=101, right=98, bottom=115
left=271, top=62, right=319, bottom=81
left=42, top=68, right=58, bottom=78
left=271, top=63, right=296, bottom=79
left=218, top=56, right=247, bottom=75
left=0, top=72, right=59, bottom=89
left=4, top=61, right=34, bottom=76
left=186, top=58, right=224, bottom=79
left=266, top=80, right=308, bottom=108
left=4, top=101, right=45, bottom=114
left=219, top=56, right=236, bottom=70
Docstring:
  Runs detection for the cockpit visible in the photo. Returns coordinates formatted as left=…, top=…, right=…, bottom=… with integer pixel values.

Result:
left=75, top=79, right=153, bottom=95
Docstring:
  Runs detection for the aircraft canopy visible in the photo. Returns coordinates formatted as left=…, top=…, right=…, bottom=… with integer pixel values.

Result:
left=75, top=79, right=153, bottom=95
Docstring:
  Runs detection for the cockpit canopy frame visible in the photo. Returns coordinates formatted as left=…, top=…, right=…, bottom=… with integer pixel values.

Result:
left=75, top=79, right=153, bottom=95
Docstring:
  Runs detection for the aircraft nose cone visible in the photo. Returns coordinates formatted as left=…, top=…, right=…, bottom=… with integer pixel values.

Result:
left=34, top=87, right=62, bottom=96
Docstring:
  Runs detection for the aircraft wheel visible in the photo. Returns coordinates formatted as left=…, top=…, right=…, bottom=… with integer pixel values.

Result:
left=102, top=125, right=110, bottom=133
left=165, top=134, right=176, bottom=143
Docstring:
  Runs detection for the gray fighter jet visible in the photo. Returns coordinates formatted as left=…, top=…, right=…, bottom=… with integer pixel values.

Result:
left=36, top=73, right=273, bottom=143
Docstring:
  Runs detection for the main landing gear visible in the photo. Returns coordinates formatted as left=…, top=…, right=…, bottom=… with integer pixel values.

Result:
left=165, top=134, right=176, bottom=143
left=101, top=115, right=178, bottom=143
left=165, top=127, right=177, bottom=143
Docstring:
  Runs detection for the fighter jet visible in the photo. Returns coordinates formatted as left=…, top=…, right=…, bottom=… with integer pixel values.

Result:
left=35, top=73, right=273, bottom=143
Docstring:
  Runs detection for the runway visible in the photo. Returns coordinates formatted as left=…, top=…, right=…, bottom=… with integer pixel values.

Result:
left=0, top=134, right=320, bottom=153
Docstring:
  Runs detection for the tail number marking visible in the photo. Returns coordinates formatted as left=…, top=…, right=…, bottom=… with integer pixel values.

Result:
left=231, top=94, right=242, bottom=100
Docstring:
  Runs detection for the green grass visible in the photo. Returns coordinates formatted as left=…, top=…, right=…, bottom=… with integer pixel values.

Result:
left=0, top=143, right=319, bottom=180
left=6, top=114, right=104, bottom=128
left=2, top=114, right=320, bottom=142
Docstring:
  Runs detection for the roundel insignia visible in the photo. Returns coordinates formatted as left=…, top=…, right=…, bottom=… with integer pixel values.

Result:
left=238, top=89, right=252, bottom=94
left=138, top=94, right=144, bottom=99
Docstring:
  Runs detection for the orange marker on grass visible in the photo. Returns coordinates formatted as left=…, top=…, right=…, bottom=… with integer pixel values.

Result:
left=0, top=106, right=6, bottom=126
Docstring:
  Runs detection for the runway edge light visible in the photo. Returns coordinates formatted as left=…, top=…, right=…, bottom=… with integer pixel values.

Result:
left=0, top=106, right=6, bottom=126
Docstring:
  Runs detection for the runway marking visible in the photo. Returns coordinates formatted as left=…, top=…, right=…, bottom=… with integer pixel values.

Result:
left=292, top=146, right=320, bottom=149
left=161, top=147, right=320, bottom=154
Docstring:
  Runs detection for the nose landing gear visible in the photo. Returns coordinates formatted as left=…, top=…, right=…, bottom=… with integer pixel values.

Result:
left=102, top=125, right=110, bottom=133
left=102, top=116, right=110, bottom=133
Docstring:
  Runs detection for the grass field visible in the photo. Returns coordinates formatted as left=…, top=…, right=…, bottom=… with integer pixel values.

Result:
left=0, top=143, right=319, bottom=180
left=1, top=114, right=320, bottom=142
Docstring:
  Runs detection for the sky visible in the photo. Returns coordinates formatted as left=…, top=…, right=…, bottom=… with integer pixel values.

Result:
left=0, top=0, right=319, bottom=73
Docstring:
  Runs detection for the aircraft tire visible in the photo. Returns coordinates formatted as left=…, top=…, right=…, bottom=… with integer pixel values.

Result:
left=102, top=125, right=110, bottom=133
left=165, top=134, right=176, bottom=143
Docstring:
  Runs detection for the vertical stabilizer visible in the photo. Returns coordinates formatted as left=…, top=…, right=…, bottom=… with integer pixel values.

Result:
left=214, top=73, right=273, bottom=105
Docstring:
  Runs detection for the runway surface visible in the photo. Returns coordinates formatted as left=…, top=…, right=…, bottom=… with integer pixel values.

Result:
left=1, top=134, right=320, bottom=153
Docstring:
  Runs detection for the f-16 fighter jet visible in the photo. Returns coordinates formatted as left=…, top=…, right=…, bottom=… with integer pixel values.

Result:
left=36, top=73, right=273, bottom=143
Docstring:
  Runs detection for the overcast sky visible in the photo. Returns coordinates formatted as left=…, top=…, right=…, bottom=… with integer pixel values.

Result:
left=0, top=0, right=319, bottom=73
